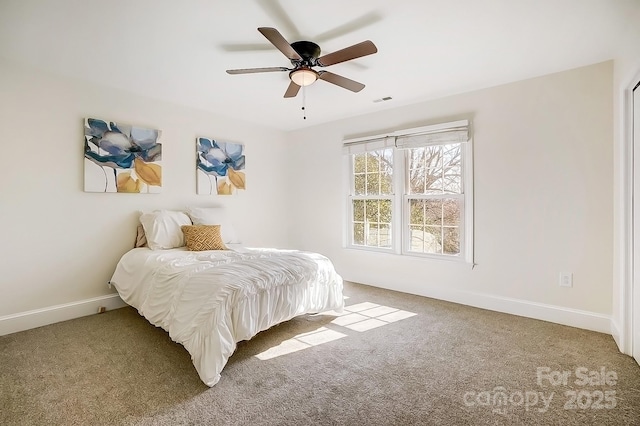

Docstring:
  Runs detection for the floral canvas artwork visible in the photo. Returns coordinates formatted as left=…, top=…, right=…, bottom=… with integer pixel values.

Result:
left=84, top=118, right=162, bottom=193
left=196, top=137, right=245, bottom=195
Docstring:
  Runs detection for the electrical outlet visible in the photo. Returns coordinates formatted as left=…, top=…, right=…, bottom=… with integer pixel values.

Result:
left=559, top=272, right=573, bottom=288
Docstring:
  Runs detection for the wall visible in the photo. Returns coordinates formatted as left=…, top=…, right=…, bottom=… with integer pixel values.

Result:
left=0, top=59, right=618, bottom=337
left=0, top=60, right=290, bottom=324
left=286, top=62, right=613, bottom=331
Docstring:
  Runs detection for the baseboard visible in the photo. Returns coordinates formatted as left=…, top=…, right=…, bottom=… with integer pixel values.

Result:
left=457, top=291, right=612, bottom=334
left=353, top=281, right=611, bottom=334
left=1, top=284, right=612, bottom=338
left=0, top=294, right=128, bottom=336
left=610, top=319, right=623, bottom=352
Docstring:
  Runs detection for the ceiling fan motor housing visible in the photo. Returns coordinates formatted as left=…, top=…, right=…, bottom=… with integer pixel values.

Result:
left=290, top=41, right=321, bottom=67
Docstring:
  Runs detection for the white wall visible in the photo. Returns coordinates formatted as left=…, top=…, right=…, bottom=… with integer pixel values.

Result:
left=0, top=59, right=290, bottom=318
left=0, top=58, right=619, bottom=337
left=286, top=62, right=613, bottom=329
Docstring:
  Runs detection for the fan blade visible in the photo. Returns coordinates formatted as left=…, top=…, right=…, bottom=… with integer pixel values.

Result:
left=258, top=27, right=302, bottom=60
left=226, top=67, right=289, bottom=75
left=284, top=81, right=301, bottom=98
left=317, top=40, right=377, bottom=67
left=314, top=12, right=382, bottom=43
left=220, top=43, right=275, bottom=53
left=318, top=71, right=365, bottom=92
left=256, top=0, right=300, bottom=40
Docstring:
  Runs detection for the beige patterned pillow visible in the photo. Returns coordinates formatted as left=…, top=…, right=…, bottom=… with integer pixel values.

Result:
left=181, top=225, right=227, bottom=251
left=134, top=224, right=147, bottom=248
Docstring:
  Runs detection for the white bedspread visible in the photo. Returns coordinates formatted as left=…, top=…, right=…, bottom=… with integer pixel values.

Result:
left=110, top=247, right=344, bottom=386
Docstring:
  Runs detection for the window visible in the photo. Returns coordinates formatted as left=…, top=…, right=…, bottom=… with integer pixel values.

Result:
left=405, top=143, right=463, bottom=256
left=351, top=148, right=393, bottom=248
left=344, top=121, right=472, bottom=262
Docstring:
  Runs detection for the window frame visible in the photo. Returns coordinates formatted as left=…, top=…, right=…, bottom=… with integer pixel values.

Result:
left=344, top=120, right=474, bottom=264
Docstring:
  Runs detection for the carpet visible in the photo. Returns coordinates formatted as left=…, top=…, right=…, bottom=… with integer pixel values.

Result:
left=1, top=281, right=639, bottom=425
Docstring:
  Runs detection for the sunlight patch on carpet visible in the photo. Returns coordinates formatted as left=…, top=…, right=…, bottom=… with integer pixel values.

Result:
left=254, top=327, right=346, bottom=361
left=255, top=301, right=416, bottom=361
left=334, top=302, right=417, bottom=331
left=331, top=313, right=369, bottom=326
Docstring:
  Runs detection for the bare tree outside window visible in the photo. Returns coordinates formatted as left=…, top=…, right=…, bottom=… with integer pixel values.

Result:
left=407, top=144, right=462, bottom=255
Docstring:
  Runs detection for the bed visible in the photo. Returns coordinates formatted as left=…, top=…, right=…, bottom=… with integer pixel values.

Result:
left=109, top=208, right=344, bottom=387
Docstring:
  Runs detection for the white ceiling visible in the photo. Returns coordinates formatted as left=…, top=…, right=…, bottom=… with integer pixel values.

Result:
left=0, top=0, right=637, bottom=131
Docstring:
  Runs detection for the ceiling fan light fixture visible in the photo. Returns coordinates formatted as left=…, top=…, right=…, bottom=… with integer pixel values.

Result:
left=290, top=68, right=318, bottom=87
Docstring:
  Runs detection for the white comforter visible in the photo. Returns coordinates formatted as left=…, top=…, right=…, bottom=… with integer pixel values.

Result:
left=110, top=247, right=344, bottom=386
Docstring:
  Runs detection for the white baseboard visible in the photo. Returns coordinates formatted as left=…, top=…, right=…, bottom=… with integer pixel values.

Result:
left=0, top=294, right=128, bottom=336
left=1, top=284, right=613, bottom=339
left=610, top=319, right=623, bottom=352
left=353, top=281, right=612, bottom=334
left=458, top=291, right=611, bottom=334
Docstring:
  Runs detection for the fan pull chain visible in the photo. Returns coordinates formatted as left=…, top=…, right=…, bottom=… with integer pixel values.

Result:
left=302, top=84, right=306, bottom=120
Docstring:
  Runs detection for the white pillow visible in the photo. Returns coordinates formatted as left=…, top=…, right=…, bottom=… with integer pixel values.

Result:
left=139, top=210, right=192, bottom=250
left=186, top=207, right=240, bottom=244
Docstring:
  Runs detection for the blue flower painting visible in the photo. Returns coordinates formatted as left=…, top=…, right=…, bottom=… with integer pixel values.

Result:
left=84, top=118, right=162, bottom=193
left=196, top=137, right=246, bottom=195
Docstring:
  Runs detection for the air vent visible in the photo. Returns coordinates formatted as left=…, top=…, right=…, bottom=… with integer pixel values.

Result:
left=373, top=96, right=393, bottom=103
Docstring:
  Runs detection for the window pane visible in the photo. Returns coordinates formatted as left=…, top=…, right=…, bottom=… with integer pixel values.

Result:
left=381, top=149, right=394, bottom=173
left=352, top=148, right=393, bottom=195
left=424, top=146, right=443, bottom=169
left=409, top=147, right=425, bottom=170
left=352, top=149, right=393, bottom=197
left=379, top=199, right=392, bottom=223
left=379, top=224, right=392, bottom=248
left=442, top=144, right=461, bottom=167
left=409, top=199, right=424, bottom=225
left=353, top=200, right=365, bottom=222
left=442, top=199, right=460, bottom=226
left=443, top=227, right=460, bottom=255
left=353, top=223, right=365, bottom=245
left=409, top=169, right=426, bottom=194
left=365, top=200, right=379, bottom=223
left=425, top=170, right=443, bottom=194
left=424, top=199, right=443, bottom=226
left=424, top=226, right=442, bottom=254
left=409, top=225, right=425, bottom=252
left=354, top=153, right=366, bottom=173
left=351, top=198, right=393, bottom=249
left=366, top=172, right=379, bottom=195
left=443, top=165, right=461, bottom=193
left=380, top=172, right=393, bottom=195
left=366, top=152, right=380, bottom=172
left=407, top=197, right=461, bottom=254
left=409, top=144, right=462, bottom=196
left=354, top=174, right=365, bottom=195
left=408, top=148, right=425, bottom=193
left=366, top=223, right=379, bottom=246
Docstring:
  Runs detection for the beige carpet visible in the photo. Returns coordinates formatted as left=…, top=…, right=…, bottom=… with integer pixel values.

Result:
left=1, top=281, right=639, bottom=425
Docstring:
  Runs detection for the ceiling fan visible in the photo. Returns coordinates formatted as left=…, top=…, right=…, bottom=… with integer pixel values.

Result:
left=226, top=27, right=378, bottom=98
